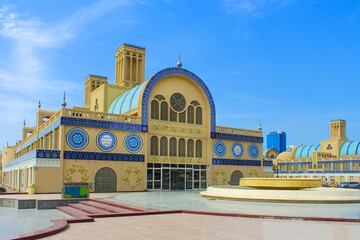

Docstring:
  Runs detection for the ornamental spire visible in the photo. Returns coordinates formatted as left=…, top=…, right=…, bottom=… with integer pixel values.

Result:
left=176, top=54, right=182, bottom=68
left=62, top=91, right=67, bottom=108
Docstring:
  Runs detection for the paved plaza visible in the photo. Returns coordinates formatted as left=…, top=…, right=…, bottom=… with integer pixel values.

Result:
left=1, top=191, right=360, bottom=239
left=47, top=213, right=360, bottom=240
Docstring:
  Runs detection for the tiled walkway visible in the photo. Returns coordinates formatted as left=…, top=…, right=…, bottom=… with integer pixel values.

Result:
left=46, top=213, right=360, bottom=240
left=2, top=191, right=360, bottom=239
left=108, top=191, right=360, bottom=219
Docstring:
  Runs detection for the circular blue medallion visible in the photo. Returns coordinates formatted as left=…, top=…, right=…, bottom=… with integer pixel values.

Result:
left=97, top=131, right=117, bottom=151
left=248, top=144, right=259, bottom=158
left=232, top=143, right=243, bottom=158
left=213, top=141, right=226, bottom=157
left=67, top=128, right=88, bottom=150
left=124, top=133, right=142, bottom=152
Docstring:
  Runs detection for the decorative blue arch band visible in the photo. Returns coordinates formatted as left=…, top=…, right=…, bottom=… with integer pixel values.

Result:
left=141, top=67, right=216, bottom=133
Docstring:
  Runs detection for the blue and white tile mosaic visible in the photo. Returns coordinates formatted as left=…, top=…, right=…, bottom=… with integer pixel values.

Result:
left=213, top=132, right=263, bottom=143
left=124, top=133, right=142, bottom=152
left=63, top=151, right=144, bottom=162
left=67, top=128, right=89, bottom=150
left=248, top=144, right=259, bottom=159
left=61, top=117, right=146, bottom=132
left=231, top=143, right=243, bottom=158
left=213, top=141, right=226, bottom=157
left=263, top=160, right=273, bottom=166
left=212, top=158, right=261, bottom=166
left=36, top=150, right=60, bottom=159
left=97, top=131, right=117, bottom=151
left=140, top=67, right=216, bottom=132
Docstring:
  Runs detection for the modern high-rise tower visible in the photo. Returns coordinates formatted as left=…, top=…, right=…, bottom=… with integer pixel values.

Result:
left=267, top=131, right=286, bottom=153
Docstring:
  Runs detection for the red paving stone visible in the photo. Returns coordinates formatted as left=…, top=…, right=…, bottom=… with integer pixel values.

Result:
left=4, top=198, right=360, bottom=240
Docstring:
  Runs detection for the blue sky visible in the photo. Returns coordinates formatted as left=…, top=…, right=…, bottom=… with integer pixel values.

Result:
left=0, top=0, right=359, bottom=150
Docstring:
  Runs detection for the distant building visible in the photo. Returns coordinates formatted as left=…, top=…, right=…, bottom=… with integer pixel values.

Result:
left=267, top=131, right=286, bottom=153
left=275, top=120, right=360, bottom=185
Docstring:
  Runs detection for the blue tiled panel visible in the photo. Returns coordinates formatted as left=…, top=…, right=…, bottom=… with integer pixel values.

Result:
left=212, top=158, right=261, bottom=166
left=278, top=162, right=312, bottom=165
left=279, top=160, right=360, bottom=166
left=140, top=67, right=216, bottom=132
left=263, top=160, right=273, bottom=166
left=61, top=117, right=146, bottom=132
left=212, top=133, right=263, bottom=143
left=36, top=150, right=60, bottom=159
left=277, top=170, right=360, bottom=174
left=63, top=151, right=145, bottom=162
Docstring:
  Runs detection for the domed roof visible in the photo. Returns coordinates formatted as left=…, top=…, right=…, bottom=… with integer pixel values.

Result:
left=276, top=151, right=293, bottom=161
left=263, top=148, right=279, bottom=158
left=107, top=82, right=145, bottom=114
left=340, top=141, right=360, bottom=156
left=294, top=144, right=320, bottom=158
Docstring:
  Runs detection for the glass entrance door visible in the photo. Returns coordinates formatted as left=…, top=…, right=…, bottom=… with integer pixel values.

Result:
left=171, top=170, right=185, bottom=190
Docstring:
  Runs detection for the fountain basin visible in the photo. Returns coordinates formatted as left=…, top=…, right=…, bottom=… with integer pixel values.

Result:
left=239, top=178, right=322, bottom=190
left=201, top=186, right=360, bottom=203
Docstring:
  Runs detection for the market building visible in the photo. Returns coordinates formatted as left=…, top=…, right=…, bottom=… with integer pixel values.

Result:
left=1, top=43, right=266, bottom=193
left=275, top=120, right=360, bottom=184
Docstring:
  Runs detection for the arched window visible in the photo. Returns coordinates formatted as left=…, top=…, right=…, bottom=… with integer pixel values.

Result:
left=179, top=111, right=186, bottom=123
left=187, top=139, right=194, bottom=157
left=150, top=136, right=158, bottom=156
left=187, top=106, right=194, bottom=124
left=151, top=100, right=159, bottom=120
left=160, top=137, right=168, bottom=156
left=161, top=102, right=168, bottom=121
left=196, top=140, right=202, bottom=158
left=154, top=95, right=165, bottom=101
left=196, top=107, right=202, bottom=125
left=170, top=137, right=177, bottom=156
left=179, top=138, right=185, bottom=157
left=230, top=170, right=243, bottom=185
left=170, top=109, right=177, bottom=122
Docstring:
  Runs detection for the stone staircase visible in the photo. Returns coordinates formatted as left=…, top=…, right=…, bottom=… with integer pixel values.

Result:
left=56, top=199, right=178, bottom=221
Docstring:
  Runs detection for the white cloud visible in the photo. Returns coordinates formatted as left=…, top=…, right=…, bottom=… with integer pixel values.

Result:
left=0, top=0, right=132, bottom=146
left=223, top=0, right=294, bottom=17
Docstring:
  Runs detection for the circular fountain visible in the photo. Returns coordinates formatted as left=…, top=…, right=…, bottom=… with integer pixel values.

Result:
left=201, top=178, right=360, bottom=203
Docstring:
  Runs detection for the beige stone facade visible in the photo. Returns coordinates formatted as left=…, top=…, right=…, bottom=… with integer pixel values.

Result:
left=1, top=43, right=265, bottom=193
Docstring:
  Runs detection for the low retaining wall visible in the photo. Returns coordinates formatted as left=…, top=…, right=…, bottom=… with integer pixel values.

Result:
left=37, top=199, right=88, bottom=209
left=0, top=199, right=36, bottom=209
left=0, top=198, right=88, bottom=209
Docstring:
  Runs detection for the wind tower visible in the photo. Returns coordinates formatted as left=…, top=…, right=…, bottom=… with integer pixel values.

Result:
left=115, top=43, right=146, bottom=88
left=330, top=119, right=346, bottom=141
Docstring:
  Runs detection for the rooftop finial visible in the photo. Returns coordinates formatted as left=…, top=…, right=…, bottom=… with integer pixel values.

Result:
left=300, top=140, right=303, bottom=146
left=62, top=91, right=67, bottom=108
left=258, top=120, right=262, bottom=131
left=23, top=119, right=26, bottom=126
left=176, top=54, right=182, bottom=68
left=38, top=100, right=41, bottom=109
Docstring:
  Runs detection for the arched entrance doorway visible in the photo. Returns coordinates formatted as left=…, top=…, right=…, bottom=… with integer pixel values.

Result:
left=94, top=167, right=117, bottom=192
left=230, top=170, right=243, bottom=185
